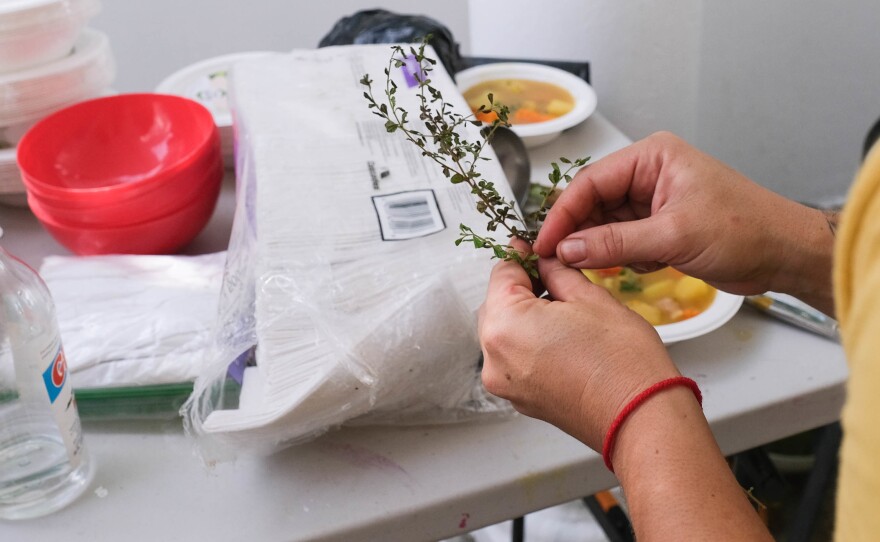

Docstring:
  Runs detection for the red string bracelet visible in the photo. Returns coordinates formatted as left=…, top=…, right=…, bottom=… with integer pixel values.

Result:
left=601, top=376, right=703, bottom=473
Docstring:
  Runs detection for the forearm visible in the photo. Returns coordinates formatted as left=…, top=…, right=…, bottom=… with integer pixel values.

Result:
left=610, top=387, right=772, bottom=541
left=764, top=204, right=836, bottom=316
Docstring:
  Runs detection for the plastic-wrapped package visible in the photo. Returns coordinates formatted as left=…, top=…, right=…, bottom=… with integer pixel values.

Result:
left=39, top=252, right=224, bottom=388
left=182, top=44, right=515, bottom=461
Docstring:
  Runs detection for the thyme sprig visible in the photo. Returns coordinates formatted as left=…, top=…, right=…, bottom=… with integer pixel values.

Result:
left=360, top=39, right=589, bottom=278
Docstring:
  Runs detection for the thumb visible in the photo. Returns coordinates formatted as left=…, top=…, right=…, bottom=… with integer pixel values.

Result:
left=556, top=216, right=676, bottom=269
left=538, top=257, right=605, bottom=303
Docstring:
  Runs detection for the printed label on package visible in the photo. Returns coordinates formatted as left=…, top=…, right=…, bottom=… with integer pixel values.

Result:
left=372, top=189, right=446, bottom=240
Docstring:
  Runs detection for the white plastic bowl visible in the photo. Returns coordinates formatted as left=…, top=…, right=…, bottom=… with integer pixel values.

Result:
left=656, top=290, right=744, bottom=345
left=0, top=0, right=100, bottom=73
left=455, top=62, right=598, bottom=148
left=0, top=27, right=114, bottom=126
left=156, top=51, right=278, bottom=167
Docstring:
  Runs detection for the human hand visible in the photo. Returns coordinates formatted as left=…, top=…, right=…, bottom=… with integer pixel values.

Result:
left=533, top=132, right=834, bottom=309
left=478, top=240, right=680, bottom=451
left=479, top=240, right=773, bottom=541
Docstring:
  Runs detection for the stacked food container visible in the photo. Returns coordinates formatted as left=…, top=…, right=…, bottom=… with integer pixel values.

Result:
left=0, top=0, right=113, bottom=205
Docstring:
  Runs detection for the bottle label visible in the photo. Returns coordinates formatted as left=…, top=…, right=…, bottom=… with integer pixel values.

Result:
left=37, top=339, right=83, bottom=468
left=41, top=348, right=67, bottom=403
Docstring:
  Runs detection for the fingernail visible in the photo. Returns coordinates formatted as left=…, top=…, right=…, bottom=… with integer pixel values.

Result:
left=559, top=239, right=586, bottom=263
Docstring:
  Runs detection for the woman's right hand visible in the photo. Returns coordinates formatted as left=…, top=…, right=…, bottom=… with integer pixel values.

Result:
left=534, top=132, right=835, bottom=313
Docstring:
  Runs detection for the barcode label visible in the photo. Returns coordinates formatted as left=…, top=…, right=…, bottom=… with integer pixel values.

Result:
left=372, top=190, right=446, bottom=240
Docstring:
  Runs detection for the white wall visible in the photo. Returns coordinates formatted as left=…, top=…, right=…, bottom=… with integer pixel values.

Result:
left=695, top=1, right=880, bottom=205
left=93, top=1, right=880, bottom=204
left=469, top=0, right=703, bottom=147
left=469, top=0, right=880, bottom=205
left=92, top=1, right=470, bottom=93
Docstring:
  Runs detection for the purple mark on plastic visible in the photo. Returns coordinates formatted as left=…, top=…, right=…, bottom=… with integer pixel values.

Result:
left=400, top=55, right=425, bottom=88
left=226, top=346, right=255, bottom=384
left=317, top=441, right=408, bottom=475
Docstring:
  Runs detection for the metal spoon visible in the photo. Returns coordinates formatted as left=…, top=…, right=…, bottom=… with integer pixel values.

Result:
left=486, top=126, right=531, bottom=208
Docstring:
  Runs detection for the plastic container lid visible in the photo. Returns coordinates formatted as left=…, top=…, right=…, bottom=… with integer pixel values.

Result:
left=0, top=0, right=100, bottom=74
left=0, top=0, right=99, bottom=31
left=0, top=27, right=114, bottom=125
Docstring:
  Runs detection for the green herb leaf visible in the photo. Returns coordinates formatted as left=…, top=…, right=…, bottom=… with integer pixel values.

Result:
left=362, top=38, right=592, bottom=275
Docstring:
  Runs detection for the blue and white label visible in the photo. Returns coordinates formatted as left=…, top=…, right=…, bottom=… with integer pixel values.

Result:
left=41, top=347, right=67, bottom=404
left=20, top=332, right=83, bottom=467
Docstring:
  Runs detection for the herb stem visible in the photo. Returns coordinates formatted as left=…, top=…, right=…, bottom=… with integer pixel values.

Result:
left=360, top=38, right=589, bottom=276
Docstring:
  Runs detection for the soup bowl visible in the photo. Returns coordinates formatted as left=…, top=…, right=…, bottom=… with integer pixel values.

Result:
left=456, top=62, right=597, bottom=148
left=656, top=290, right=743, bottom=344
left=583, top=267, right=743, bottom=345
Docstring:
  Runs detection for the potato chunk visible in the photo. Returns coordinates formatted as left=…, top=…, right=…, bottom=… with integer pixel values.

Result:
left=674, top=276, right=711, bottom=305
left=641, top=279, right=675, bottom=301
left=626, top=300, right=663, bottom=326
left=546, top=99, right=574, bottom=116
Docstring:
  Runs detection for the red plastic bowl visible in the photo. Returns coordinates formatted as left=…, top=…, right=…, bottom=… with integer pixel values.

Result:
left=23, top=125, right=222, bottom=207
left=28, top=175, right=221, bottom=255
left=17, top=93, right=219, bottom=202
left=28, top=155, right=223, bottom=227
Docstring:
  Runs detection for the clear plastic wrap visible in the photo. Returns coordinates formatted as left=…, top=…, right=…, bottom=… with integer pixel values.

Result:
left=182, top=44, right=516, bottom=461
left=40, top=252, right=224, bottom=388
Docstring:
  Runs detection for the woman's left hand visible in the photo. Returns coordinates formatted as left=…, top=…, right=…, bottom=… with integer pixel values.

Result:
left=478, top=242, right=679, bottom=451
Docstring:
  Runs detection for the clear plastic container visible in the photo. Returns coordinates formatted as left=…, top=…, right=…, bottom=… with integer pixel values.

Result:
left=0, top=0, right=101, bottom=73
left=0, top=147, right=20, bottom=199
left=0, top=245, right=94, bottom=519
left=0, top=28, right=115, bottom=126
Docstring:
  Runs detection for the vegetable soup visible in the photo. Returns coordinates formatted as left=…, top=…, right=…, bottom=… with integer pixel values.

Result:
left=463, top=78, right=575, bottom=125
left=582, top=267, right=716, bottom=326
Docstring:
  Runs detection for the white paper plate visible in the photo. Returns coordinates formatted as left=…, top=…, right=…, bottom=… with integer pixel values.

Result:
left=156, top=51, right=277, bottom=128
left=657, top=290, right=743, bottom=345
left=455, top=62, right=598, bottom=148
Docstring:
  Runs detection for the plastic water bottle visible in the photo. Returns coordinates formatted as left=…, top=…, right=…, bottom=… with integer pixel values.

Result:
left=0, top=245, right=94, bottom=519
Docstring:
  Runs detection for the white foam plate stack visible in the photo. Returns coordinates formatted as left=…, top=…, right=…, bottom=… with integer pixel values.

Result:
left=0, top=1, right=114, bottom=205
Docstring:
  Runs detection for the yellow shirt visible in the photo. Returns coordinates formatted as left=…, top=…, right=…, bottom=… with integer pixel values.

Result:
left=834, top=142, right=880, bottom=540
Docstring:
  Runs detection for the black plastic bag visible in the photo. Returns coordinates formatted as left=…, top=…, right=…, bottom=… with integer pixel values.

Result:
left=318, top=9, right=464, bottom=77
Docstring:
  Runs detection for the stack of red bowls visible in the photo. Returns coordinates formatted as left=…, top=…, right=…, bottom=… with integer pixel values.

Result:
left=17, top=93, right=223, bottom=255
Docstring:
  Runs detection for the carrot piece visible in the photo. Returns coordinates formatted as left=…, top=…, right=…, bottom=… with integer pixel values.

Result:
left=511, top=107, right=553, bottom=124
left=475, top=110, right=499, bottom=123
left=679, top=308, right=702, bottom=320
left=596, top=267, right=624, bottom=277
